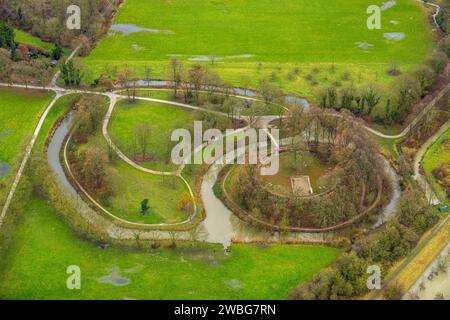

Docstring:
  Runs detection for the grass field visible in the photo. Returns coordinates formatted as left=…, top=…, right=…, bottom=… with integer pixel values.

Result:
left=0, top=198, right=339, bottom=299
left=84, top=0, right=433, bottom=97
left=423, top=128, right=450, bottom=202
left=0, top=88, right=54, bottom=189
left=109, top=99, right=196, bottom=171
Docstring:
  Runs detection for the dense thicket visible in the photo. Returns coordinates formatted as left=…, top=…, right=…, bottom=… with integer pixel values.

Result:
left=290, top=189, right=439, bottom=300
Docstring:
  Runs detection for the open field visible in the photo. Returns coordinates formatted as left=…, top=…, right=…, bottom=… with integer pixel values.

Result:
left=84, top=0, right=433, bottom=97
left=0, top=198, right=339, bottom=300
left=109, top=99, right=196, bottom=172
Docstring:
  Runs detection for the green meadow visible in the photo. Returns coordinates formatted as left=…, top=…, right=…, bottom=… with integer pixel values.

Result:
left=0, top=87, right=54, bottom=198
left=84, top=0, right=433, bottom=97
left=0, top=198, right=339, bottom=300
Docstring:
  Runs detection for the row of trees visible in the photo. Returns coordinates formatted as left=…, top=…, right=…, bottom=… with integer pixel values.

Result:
left=316, top=51, right=449, bottom=124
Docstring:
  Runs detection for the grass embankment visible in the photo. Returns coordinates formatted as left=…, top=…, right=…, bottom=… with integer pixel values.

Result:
left=130, top=89, right=286, bottom=115
left=14, top=29, right=55, bottom=51
left=84, top=0, right=433, bottom=98
left=394, top=219, right=450, bottom=292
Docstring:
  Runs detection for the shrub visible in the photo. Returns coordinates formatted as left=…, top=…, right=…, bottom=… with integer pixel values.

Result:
left=426, top=51, right=448, bottom=75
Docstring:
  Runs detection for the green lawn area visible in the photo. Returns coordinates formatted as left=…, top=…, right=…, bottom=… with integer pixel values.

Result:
left=84, top=0, right=433, bottom=98
left=109, top=99, right=196, bottom=171
left=377, top=137, right=401, bottom=160
left=0, top=88, right=54, bottom=188
left=0, top=198, right=339, bottom=300
left=14, top=29, right=54, bottom=51
left=423, top=128, right=450, bottom=202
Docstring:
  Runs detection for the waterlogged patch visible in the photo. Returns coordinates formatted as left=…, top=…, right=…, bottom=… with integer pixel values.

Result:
left=225, top=279, right=243, bottom=291
left=381, top=1, right=396, bottom=11
left=97, top=269, right=130, bottom=287
left=110, top=24, right=174, bottom=36
left=355, top=41, right=374, bottom=51
left=0, top=128, right=13, bottom=141
left=285, top=96, right=310, bottom=108
left=188, top=54, right=255, bottom=61
left=384, top=32, right=406, bottom=41
left=0, top=163, right=10, bottom=177
left=131, top=44, right=144, bottom=51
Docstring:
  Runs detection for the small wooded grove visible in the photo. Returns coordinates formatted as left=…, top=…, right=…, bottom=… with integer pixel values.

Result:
left=0, top=0, right=120, bottom=53
left=0, top=21, right=53, bottom=85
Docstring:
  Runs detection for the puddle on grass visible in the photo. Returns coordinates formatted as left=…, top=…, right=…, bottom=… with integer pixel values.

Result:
left=355, top=42, right=374, bottom=51
left=381, top=1, right=396, bottom=10
left=0, top=163, right=10, bottom=177
left=131, top=44, right=144, bottom=51
left=98, top=269, right=130, bottom=287
left=188, top=54, right=255, bottom=62
left=110, top=24, right=174, bottom=36
left=384, top=32, right=406, bottom=41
